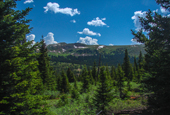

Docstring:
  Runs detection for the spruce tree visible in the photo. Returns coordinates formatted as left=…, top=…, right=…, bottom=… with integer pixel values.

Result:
left=56, top=75, right=62, bottom=92
left=132, top=1, right=170, bottom=112
left=88, top=66, right=94, bottom=84
left=117, top=64, right=125, bottom=99
left=138, top=51, right=143, bottom=69
left=92, top=61, right=97, bottom=84
left=133, top=56, right=138, bottom=72
left=93, top=66, right=113, bottom=115
left=67, top=68, right=75, bottom=83
left=122, top=49, right=131, bottom=81
left=106, top=65, right=111, bottom=80
left=81, top=65, right=90, bottom=93
left=37, top=39, right=56, bottom=90
left=0, top=1, right=48, bottom=114
left=61, top=70, right=70, bottom=93
left=110, top=66, right=116, bottom=80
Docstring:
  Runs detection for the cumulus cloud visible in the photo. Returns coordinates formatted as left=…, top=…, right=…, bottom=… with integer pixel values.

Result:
left=24, top=0, right=34, bottom=4
left=44, top=32, right=57, bottom=45
left=87, top=17, right=108, bottom=27
left=160, top=6, right=169, bottom=14
left=131, top=11, right=147, bottom=31
left=131, top=38, right=142, bottom=45
left=109, top=44, right=114, bottom=46
left=77, top=36, right=98, bottom=45
left=71, top=20, right=76, bottom=23
left=26, top=34, right=36, bottom=45
left=43, top=2, right=80, bottom=16
left=77, top=28, right=101, bottom=36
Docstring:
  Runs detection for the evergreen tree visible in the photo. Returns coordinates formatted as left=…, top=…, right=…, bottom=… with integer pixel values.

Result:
left=37, top=39, right=56, bottom=90
left=117, top=64, right=125, bottom=99
left=71, top=88, right=79, bottom=100
left=133, top=56, right=138, bottom=72
left=81, top=65, right=88, bottom=82
left=67, top=68, right=75, bottom=83
left=106, top=65, right=111, bottom=80
left=138, top=51, right=143, bottom=69
left=110, top=66, right=116, bottom=80
left=92, top=61, right=97, bottom=84
left=0, top=1, right=48, bottom=114
left=122, top=49, right=131, bottom=81
left=81, top=65, right=90, bottom=93
left=61, top=70, right=70, bottom=93
left=74, top=77, right=78, bottom=90
left=56, top=75, right=62, bottom=92
left=87, top=66, right=94, bottom=84
left=132, top=1, right=170, bottom=112
left=93, top=66, right=114, bottom=115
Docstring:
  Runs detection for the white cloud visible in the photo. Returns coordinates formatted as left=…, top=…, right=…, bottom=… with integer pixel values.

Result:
left=44, top=32, right=57, bottom=45
left=77, top=36, right=98, bottom=45
left=43, top=2, right=80, bottom=16
left=26, top=34, right=36, bottom=45
left=24, top=0, right=34, bottom=4
left=131, top=38, right=142, bottom=45
left=71, top=20, right=76, bottom=23
left=77, top=28, right=101, bottom=36
left=131, top=11, right=147, bottom=31
left=160, top=6, right=169, bottom=14
left=87, top=17, right=108, bottom=27
left=109, top=44, right=114, bottom=46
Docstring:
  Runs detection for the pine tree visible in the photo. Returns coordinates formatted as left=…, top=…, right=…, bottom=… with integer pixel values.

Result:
left=56, top=75, right=62, bottom=92
left=93, top=66, right=114, bottom=115
left=117, top=64, right=125, bottom=99
left=88, top=66, right=94, bottom=84
left=133, top=56, right=138, bottom=72
left=106, top=65, right=111, bottom=80
left=122, top=49, right=131, bottom=81
left=0, top=1, right=48, bottom=114
left=37, top=39, right=56, bottom=90
left=61, top=70, right=70, bottom=93
left=92, top=61, right=97, bottom=84
left=71, top=88, right=79, bottom=100
left=74, top=77, right=78, bottom=90
left=81, top=65, right=90, bottom=93
left=67, top=68, right=75, bottom=83
left=138, top=51, right=143, bottom=69
left=110, top=66, right=116, bottom=80
left=132, top=1, right=170, bottom=112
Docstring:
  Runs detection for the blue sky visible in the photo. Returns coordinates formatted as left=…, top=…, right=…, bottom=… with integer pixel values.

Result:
left=16, top=0, right=169, bottom=45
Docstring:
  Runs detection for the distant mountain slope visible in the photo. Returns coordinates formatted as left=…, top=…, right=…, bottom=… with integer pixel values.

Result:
left=47, top=43, right=145, bottom=66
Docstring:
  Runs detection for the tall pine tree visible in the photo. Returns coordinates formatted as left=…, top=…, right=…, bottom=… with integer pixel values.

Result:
left=37, top=39, right=56, bottom=90
left=93, top=66, right=114, bottom=115
left=0, top=1, right=48, bottom=114
left=122, top=49, right=131, bottom=81
left=132, top=1, right=170, bottom=113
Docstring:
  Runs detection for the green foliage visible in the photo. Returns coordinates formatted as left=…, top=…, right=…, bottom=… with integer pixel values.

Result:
left=71, top=88, right=80, bottom=100
left=132, top=2, right=170, bottom=112
left=116, top=64, right=125, bottom=99
left=122, top=49, right=132, bottom=81
left=37, top=39, right=56, bottom=91
left=93, top=66, right=114, bottom=115
left=67, top=68, right=75, bottom=83
left=61, top=70, right=70, bottom=94
left=0, top=1, right=48, bottom=114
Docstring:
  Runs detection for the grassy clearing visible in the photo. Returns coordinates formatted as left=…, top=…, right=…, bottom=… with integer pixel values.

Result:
left=45, top=81, right=147, bottom=115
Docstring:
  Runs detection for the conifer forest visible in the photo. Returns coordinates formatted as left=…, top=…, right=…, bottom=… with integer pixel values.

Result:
left=1, top=0, right=170, bottom=115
